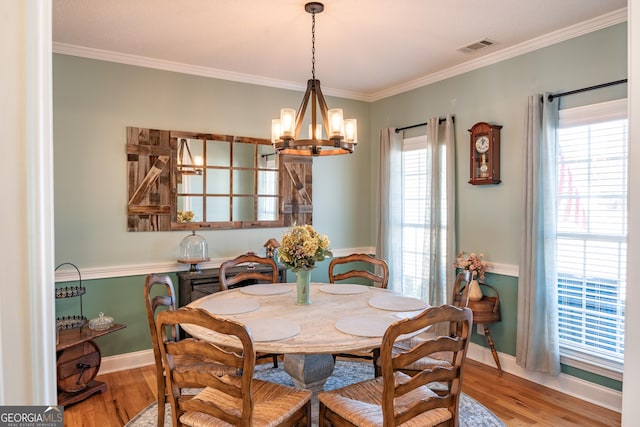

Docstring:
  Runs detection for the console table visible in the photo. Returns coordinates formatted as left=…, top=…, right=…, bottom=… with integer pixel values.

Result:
left=177, top=264, right=287, bottom=307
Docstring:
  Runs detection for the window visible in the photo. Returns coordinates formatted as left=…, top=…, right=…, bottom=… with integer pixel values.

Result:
left=556, top=99, right=627, bottom=376
left=399, top=136, right=448, bottom=299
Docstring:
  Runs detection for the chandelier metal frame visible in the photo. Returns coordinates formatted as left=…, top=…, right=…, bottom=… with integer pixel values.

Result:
left=272, top=2, right=357, bottom=156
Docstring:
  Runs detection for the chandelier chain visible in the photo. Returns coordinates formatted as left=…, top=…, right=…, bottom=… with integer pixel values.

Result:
left=311, top=10, right=316, bottom=81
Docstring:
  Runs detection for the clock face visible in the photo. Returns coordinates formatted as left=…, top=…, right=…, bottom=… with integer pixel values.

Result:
left=475, top=135, right=490, bottom=153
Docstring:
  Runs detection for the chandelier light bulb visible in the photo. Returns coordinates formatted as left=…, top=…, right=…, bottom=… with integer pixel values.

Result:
left=309, top=123, right=322, bottom=139
left=344, top=119, right=357, bottom=143
left=280, top=108, right=296, bottom=138
left=328, top=108, right=344, bottom=138
left=271, top=119, right=282, bottom=143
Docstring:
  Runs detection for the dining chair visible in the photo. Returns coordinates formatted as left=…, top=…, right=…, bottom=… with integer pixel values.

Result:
left=328, top=253, right=389, bottom=374
left=219, top=251, right=279, bottom=290
left=318, top=304, right=473, bottom=427
left=328, top=253, right=389, bottom=288
left=381, top=271, right=474, bottom=381
left=144, top=274, right=236, bottom=427
left=156, top=306, right=312, bottom=427
left=219, top=251, right=281, bottom=368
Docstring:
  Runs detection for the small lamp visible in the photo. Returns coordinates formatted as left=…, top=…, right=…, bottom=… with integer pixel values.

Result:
left=264, top=238, right=280, bottom=260
left=178, top=231, right=210, bottom=272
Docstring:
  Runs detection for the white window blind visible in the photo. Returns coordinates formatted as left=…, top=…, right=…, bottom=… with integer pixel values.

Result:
left=556, top=99, right=627, bottom=372
left=401, top=138, right=428, bottom=298
left=399, top=136, right=448, bottom=299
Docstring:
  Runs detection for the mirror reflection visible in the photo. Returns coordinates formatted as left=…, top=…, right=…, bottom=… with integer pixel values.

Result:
left=175, top=134, right=279, bottom=228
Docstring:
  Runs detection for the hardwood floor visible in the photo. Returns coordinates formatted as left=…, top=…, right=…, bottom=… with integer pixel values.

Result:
left=63, top=358, right=621, bottom=426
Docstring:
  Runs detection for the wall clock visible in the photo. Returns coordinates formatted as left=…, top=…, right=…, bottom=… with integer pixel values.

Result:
left=468, top=122, right=502, bottom=185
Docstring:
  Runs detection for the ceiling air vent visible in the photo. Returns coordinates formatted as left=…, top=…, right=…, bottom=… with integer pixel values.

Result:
left=458, top=39, right=495, bottom=54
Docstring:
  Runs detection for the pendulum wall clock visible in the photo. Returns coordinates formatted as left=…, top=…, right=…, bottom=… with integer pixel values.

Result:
left=468, top=122, right=502, bottom=185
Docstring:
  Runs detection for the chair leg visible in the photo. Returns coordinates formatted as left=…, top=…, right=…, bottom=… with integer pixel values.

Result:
left=372, top=348, right=381, bottom=377
left=318, top=400, right=326, bottom=427
left=156, top=377, right=165, bottom=427
left=482, top=324, right=502, bottom=373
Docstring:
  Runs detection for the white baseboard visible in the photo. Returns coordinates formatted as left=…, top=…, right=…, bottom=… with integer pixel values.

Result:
left=99, top=349, right=154, bottom=375
left=102, top=344, right=622, bottom=413
left=467, top=343, right=622, bottom=413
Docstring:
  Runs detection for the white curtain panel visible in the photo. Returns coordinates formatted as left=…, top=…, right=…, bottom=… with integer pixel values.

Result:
left=427, top=116, right=456, bottom=305
left=376, top=117, right=456, bottom=305
left=517, top=95, right=561, bottom=375
left=376, top=128, right=403, bottom=292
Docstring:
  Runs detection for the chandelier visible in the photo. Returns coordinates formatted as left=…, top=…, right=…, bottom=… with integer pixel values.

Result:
left=271, top=2, right=357, bottom=156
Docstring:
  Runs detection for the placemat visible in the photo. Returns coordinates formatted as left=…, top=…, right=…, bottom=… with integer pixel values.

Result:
left=318, top=284, right=370, bottom=295
left=335, top=315, right=397, bottom=337
left=198, top=298, right=260, bottom=315
left=239, top=284, right=292, bottom=295
left=368, top=295, right=428, bottom=312
left=243, top=318, right=300, bottom=342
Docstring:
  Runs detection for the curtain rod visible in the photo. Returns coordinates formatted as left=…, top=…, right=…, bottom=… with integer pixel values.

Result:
left=395, top=116, right=455, bottom=133
left=547, top=79, right=627, bottom=102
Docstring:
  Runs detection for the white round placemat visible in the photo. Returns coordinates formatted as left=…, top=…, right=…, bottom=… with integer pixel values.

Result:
left=335, top=315, right=397, bottom=338
left=243, top=319, right=300, bottom=342
left=198, top=298, right=260, bottom=315
left=318, top=284, right=370, bottom=295
left=368, top=295, right=428, bottom=311
left=239, top=284, right=292, bottom=296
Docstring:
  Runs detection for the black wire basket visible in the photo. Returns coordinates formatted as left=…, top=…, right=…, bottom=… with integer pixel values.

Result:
left=55, top=262, right=87, bottom=330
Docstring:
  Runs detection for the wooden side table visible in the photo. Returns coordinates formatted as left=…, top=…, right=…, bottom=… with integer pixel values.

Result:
left=56, top=324, right=126, bottom=406
left=454, top=281, right=502, bottom=373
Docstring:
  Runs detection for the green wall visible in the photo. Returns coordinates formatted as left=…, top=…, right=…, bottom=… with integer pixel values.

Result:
left=369, top=23, right=627, bottom=264
left=53, top=55, right=372, bottom=268
left=53, top=23, right=626, bottom=392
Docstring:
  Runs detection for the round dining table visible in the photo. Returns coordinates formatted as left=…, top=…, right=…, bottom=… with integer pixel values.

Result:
left=184, top=282, right=429, bottom=395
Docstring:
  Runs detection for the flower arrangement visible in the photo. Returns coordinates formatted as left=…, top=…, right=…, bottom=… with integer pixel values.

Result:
left=177, top=210, right=195, bottom=223
left=279, top=224, right=332, bottom=271
left=454, top=251, right=488, bottom=280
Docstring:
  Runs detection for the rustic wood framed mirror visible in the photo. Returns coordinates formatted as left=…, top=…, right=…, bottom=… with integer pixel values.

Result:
left=127, top=127, right=312, bottom=231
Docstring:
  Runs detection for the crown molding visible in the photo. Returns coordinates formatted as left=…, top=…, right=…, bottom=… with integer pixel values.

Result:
left=51, top=42, right=370, bottom=102
left=369, top=8, right=627, bottom=101
left=52, top=8, right=626, bottom=104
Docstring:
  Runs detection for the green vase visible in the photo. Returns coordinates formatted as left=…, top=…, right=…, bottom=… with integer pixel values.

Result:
left=295, top=269, right=311, bottom=305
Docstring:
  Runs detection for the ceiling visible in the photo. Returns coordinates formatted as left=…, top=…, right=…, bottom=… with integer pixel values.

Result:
left=52, top=0, right=627, bottom=102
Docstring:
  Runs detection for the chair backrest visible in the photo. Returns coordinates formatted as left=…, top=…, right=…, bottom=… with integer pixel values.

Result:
left=328, top=253, right=389, bottom=288
left=379, top=305, right=473, bottom=426
left=156, top=307, right=256, bottom=427
left=219, top=251, right=278, bottom=291
left=144, top=274, right=179, bottom=381
left=452, top=269, right=476, bottom=307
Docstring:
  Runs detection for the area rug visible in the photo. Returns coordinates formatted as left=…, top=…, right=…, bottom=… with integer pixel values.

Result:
left=126, top=361, right=504, bottom=426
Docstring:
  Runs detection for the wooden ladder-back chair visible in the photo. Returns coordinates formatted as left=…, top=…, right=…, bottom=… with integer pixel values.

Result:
left=319, top=305, right=473, bottom=427
left=328, top=253, right=390, bottom=373
left=385, top=271, right=475, bottom=379
left=328, top=253, right=389, bottom=289
left=156, top=307, right=312, bottom=427
left=219, top=251, right=278, bottom=291
left=144, top=274, right=236, bottom=427
left=219, top=252, right=280, bottom=368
